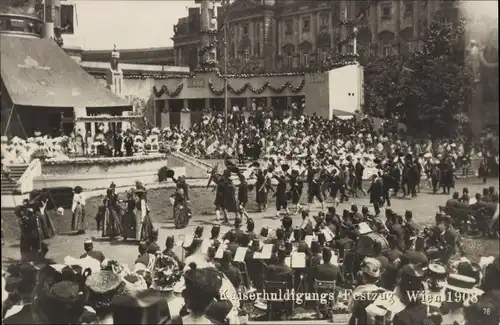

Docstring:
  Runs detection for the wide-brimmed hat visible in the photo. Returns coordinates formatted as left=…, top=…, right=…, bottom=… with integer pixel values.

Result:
left=444, top=274, right=484, bottom=296
left=121, top=273, right=147, bottom=293
left=36, top=279, right=89, bottom=323
left=428, top=263, right=447, bottom=277
left=86, top=270, right=123, bottom=294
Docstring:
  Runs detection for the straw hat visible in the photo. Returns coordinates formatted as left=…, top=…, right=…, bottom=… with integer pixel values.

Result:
left=86, top=270, right=123, bottom=294
left=121, top=273, right=147, bottom=293
left=444, top=274, right=484, bottom=296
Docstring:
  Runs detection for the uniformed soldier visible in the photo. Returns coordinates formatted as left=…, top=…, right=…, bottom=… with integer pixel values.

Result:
left=218, top=250, right=242, bottom=290
left=162, top=236, right=183, bottom=269
left=403, top=210, right=419, bottom=249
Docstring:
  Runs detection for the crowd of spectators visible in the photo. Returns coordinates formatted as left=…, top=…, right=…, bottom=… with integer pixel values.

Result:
left=1, top=110, right=497, bottom=171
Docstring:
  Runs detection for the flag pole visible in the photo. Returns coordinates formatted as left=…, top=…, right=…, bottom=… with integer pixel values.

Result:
left=223, top=0, right=229, bottom=132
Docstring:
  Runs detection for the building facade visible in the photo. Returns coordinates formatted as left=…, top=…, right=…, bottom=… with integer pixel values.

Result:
left=172, top=0, right=457, bottom=72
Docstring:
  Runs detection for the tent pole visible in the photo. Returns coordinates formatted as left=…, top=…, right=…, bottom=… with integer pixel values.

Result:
left=3, top=105, right=15, bottom=137
left=15, top=109, right=28, bottom=138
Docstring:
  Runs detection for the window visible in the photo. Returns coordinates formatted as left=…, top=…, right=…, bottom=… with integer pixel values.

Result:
left=255, top=23, right=260, bottom=36
left=302, top=53, right=310, bottom=66
left=383, top=44, right=392, bottom=55
left=285, top=19, right=293, bottom=35
left=254, top=42, right=260, bottom=56
left=302, top=16, right=310, bottom=32
left=404, top=3, right=413, bottom=16
left=243, top=50, right=250, bottom=61
left=320, top=12, right=329, bottom=27
left=287, top=55, right=293, bottom=68
left=381, top=5, right=392, bottom=20
left=61, top=4, right=74, bottom=34
left=347, top=44, right=354, bottom=54
left=243, top=24, right=249, bottom=35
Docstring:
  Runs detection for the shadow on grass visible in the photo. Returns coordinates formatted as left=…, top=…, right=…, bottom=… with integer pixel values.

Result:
left=58, top=231, right=80, bottom=236
left=110, top=239, right=138, bottom=246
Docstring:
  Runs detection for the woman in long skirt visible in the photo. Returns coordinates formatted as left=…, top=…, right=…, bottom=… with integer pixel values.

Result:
left=135, top=189, right=153, bottom=243
left=121, top=189, right=137, bottom=241
left=71, top=186, right=86, bottom=234
left=36, top=198, right=55, bottom=239
left=102, top=188, right=123, bottom=239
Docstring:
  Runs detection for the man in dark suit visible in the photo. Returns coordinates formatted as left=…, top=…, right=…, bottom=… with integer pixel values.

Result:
left=351, top=205, right=364, bottom=224
left=313, top=248, right=343, bottom=284
left=390, top=214, right=405, bottom=252
left=264, top=247, right=294, bottom=318
left=113, top=129, right=123, bottom=157
left=225, top=232, right=239, bottom=258
left=80, top=239, right=105, bottom=263
left=246, top=219, right=257, bottom=243
left=368, top=174, right=384, bottom=215
left=265, top=247, right=293, bottom=285
left=219, top=250, right=242, bottom=290
left=403, top=210, right=419, bottom=249
left=312, top=248, right=343, bottom=319
left=163, top=236, right=183, bottom=269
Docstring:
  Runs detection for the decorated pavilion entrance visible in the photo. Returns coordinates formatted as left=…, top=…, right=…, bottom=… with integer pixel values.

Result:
left=188, top=98, right=205, bottom=125
left=169, top=99, right=183, bottom=128
left=271, top=97, right=287, bottom=117
left=229, top=98, right=245, bottom=110
left=210, top=98, right=224, bottom=111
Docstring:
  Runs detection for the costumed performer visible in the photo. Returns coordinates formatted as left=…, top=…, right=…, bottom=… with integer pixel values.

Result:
left=28, top=190, right=55, bottom=240
left=135, top=188, right=154, bottom=243
left=102, top=184, right=123, bottom=240
left=71, top=186, right=86, bottom=234
left=121, top=189, right=137, bottom=241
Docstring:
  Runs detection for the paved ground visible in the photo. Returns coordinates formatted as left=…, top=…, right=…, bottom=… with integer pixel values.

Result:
left=2, top=178, right=499, bottom=266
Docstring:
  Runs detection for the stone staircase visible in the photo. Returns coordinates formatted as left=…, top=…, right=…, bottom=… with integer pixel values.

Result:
left=1, top=164, right=29, bottom=195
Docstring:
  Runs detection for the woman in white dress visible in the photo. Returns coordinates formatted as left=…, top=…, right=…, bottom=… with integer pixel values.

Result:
left=134, top=189, right=154, bottom=243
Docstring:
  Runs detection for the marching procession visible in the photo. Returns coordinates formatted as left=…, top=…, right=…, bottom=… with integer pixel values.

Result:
left=3, top=141, right=500, bottom=324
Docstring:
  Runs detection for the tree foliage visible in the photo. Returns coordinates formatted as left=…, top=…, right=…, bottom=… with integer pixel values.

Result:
left=363, top=7, right=473, bottom=138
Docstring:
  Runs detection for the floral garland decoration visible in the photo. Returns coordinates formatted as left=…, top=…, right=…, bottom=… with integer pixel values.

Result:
left=153, top=83, right=184, bottom=98
left=93, top=74, right=194, bottom=80
left=42, top=154, right=166, bottom=166
left=199, top=43, right=218, bottom=57
left=151, top=253, right=182, bottom=291
left=208, top=79, right=306, bottom=95
left=200, top=28, right=220, bottom=35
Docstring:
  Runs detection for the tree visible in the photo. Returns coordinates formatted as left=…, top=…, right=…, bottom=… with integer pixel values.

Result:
left=363, top=7, right=474, bottom=138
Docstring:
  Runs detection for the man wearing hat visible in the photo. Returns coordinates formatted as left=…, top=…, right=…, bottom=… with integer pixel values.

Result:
left=218, top=250, right=242, bottom=290
left=16, top=201, right=42, bottom=260
left=441, top=273, right=485, bottom=325
left=348, top=257, right=385, bottom=324
left=368, top=173, right=384, bottom=215
left=391, top=264, right=427, bottom=325
left=245, top=219, right=257, bottom=243
left=80, top=239, right=105, bottom=263
left=163, top=236, right=183, bottom=268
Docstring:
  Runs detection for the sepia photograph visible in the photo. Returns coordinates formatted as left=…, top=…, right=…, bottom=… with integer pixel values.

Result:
left=0, top=0, right=498, bottom=324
